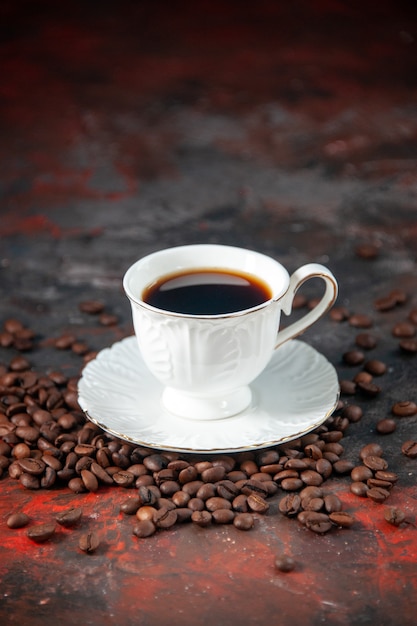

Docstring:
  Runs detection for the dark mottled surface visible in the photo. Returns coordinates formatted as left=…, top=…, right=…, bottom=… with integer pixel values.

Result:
left=1, top=1, right=417, bottom=625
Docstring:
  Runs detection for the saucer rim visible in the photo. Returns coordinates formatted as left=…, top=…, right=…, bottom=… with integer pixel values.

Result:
left=78, top=337, right=340, bottom=454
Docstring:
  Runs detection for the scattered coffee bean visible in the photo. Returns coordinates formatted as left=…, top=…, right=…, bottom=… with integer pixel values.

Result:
left=366, top=487, right=390, bottom=503
left=133, top=520, right=156, bottom=538
left=191, top=510, right=212, bottom=527
left=392, top=401, right=417, bottom=417
left=233, top=513, right=254, bottom=530
left=79, top=300, right=105, bottom=314
left=7, top=512, right=30, bottom=529
left=384, top=507, right=406, bottom=526
left=350, top=481, right=369, bottom=497
left=355, top=333, right=377, bottom=350
left=376, top=419, right=396, bottom=435
left=56, top=507, right=82, bottom=527
left=274, top=553, right=296, bottom=572
left=343, top=350, right=365, bottom=366
left=401, top=440, right=417, bottom=458
left=364, top=360, right=387, bottom=376
left=349, top=314, right=373, bottom=329
left=27, top=522, right=56, bottom=543
left=329, top=511, right=355, bottom=528
left=78, top=531, right=100, bottom=553
left=399, top=339, right=417, bottom=353
left=392, top=322, right=416, bottom=338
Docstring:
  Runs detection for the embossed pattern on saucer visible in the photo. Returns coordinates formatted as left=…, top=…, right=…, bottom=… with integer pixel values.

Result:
left=78, top=337, right=339, bottom=454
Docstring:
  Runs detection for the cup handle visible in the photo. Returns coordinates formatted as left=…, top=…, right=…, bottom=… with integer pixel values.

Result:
left=275, top=263, right=338, bottom=349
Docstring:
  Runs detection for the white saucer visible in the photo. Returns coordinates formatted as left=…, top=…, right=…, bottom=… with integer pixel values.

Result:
left=78, top=337, right=339, bottom=454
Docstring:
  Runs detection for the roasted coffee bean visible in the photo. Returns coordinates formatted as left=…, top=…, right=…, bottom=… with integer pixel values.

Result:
left=339, top=380, right=356, bottom=395
left=315, top=458, right=332, bottom=479
left=354, top=371, right=373, bottom=384
left=12, top=442, right=31, bottom=460
left=143, top=454, right=169, bottom=472
left=90, top=461, right=114, bottom=485
left=399, top=339, right=417, bottom=353
left=247, top=493, right=269, bottom=513
left=171, top=491, right=190, bottom=507
left=133, top=520, right=156, bottom=538
left=279, top=494, right=301, bottom=517
left=41, top=466, right=56, bottom=488
left=112, top=470, right=135, bottom=487
left=363, top=456, right=388, bottom=471
left=240, top=479, right=268, bottom=498
left=392, top=401, right=417, bottom=417
left=191, top=510, right=212, bottom=527
left=349, top=314, right=373, bottom=328
left=136, top=506, right=157, bottom=521
left=178, top=466, right=198, bottom=484
left=232, top=494, right=248, bottom=512
left=196, top=483, right=217, bottom=501
left=355, top=333, right=377, bottom=349
left=17, top=457, right=45, bottom=475
left=343, top=350, right=365, bottom=366
left=175, top=508, right=193, bottom=523
left=240, top=459, right=259, bottom=476
left=384, top=507, right=406, bottom=526
left=7, top=512, right=30, bottom=529
left=56, top=507, right=82, bottom=527
left=153, top=507, right=177, bottom=529
left=367, top=487, right=390, bottom=503
left=79, top=531, right=100, bottom=553
left=120, top=497, right=141, bottom=515
left=351, top=465, right=373, bottom=482
left=216, top=480, right=239, bottom=500
left=212, top=509, right=235, bottom=524
left=201, top=465, right=226, bottom=483
left=20, top=472, right=40, bottom=489
left=376, top=418, right=396, bottom=435
left=187, top=497, right=205, bottom=512
left=303, top=512, right=332, bottom=534
left=364, top=359, right=387, bottom=376
left=205, top=497, right=232, bottom=512
left=350, top=481, right=368, bottom=497
left=300, top=485, right=323, bottom=503
left=27, top=522, right=56, bottom=543
left=374, top=470, right=397, bottom=484
left=79, top=300, right=105, bottom=314
left=360, top=443, right=383, bottom=459
left=401, top=440, right=417, bottom=458
left=274, top=553, right=296, bottom=572
left=367, top=478, right=393, bottom=490
left=324, top=494, right=342, bottom=514
left=281, top=477, right=303, bottom=491
left=332, top=460, right=355, bottom=474
left=300, top=469, right=323, bottom=486
left=233, top=512, right=254, bottom=530
left=329, top=512, right=355, bottom=528
left=341, top=405, right=363, bottom=423
left=392, top=322, right=416, bottom=338
left=357, top=381, right=381, bottom=397
left=303, top=497, right=324, bottom=512
left=329, top=306, right=349, bottom=322
left=81, top=469, right=99, bottom=492
left=68, top=477, right=86, bottom=493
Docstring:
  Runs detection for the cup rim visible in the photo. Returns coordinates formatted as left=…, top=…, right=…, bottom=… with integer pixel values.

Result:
left=123, top=244, right=289, bottom=320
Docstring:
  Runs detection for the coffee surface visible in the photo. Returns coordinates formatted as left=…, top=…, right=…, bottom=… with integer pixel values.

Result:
left=142, top=268, right=272, bottom=314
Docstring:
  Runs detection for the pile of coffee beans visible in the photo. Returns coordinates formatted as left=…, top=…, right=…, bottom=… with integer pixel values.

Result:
left=1, top=289, right=416, bottom=553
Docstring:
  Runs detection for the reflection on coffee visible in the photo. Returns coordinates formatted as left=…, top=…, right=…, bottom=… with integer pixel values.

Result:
left=142, top=268, right=272, bottom=315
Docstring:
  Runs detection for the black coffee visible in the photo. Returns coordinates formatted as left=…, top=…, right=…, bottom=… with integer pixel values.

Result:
left=142, top=268, right=272, bottom=315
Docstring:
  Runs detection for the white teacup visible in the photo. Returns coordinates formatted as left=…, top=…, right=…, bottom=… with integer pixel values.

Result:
left=123, top=244, right=338, bottom=420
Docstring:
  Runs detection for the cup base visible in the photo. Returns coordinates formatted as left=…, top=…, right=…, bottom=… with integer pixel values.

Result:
left=161, top=386, right=252, bottom=421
